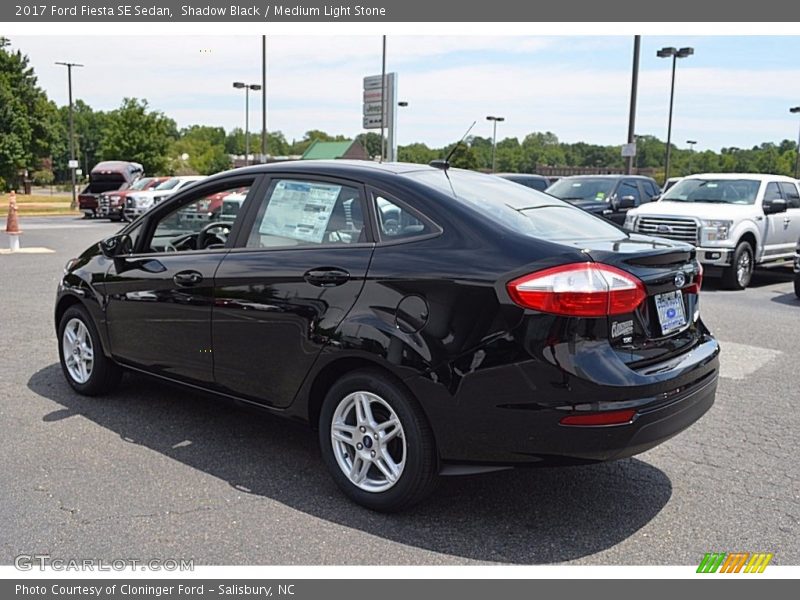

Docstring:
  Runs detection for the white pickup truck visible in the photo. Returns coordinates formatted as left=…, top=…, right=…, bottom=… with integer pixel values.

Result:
left=625, top=173, right=800, bottom=289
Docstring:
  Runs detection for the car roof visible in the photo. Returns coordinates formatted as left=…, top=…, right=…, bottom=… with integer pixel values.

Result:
left=685, top=173, right=798, bottom=183
left=214, top=159, right=443, bottom=181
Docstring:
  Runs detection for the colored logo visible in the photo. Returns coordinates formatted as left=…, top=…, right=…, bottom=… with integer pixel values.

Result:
left=697, top=552, right=773, bottom=573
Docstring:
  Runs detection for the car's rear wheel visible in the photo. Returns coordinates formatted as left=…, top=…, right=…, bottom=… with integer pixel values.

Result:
left=794, top=272, right=800, bottom=299
left=319, top=369, right=438, bottom=512
left=721, top=241, right=754, bottom=290
left=58, top=305, right=122, bottom=396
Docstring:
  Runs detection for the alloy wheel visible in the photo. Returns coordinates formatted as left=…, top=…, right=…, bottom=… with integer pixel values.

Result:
left=737, top=248, right=753, bottom=287
left=62, top=318, right=94, bottom=384
left=330, top=391, right=406, bottom=493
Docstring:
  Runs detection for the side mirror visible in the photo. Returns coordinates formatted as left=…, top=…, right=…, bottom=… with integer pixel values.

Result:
left=100, top=233, right=133, bottom=258
left=617, top=195, right=637, bottom=210
left=763, top=198, right=788, bottom=215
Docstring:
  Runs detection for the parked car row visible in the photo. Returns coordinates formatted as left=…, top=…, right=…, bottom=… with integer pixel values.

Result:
left=499, top=171, right=800, bottom=290
left=78, top=161, right=144, bottom=218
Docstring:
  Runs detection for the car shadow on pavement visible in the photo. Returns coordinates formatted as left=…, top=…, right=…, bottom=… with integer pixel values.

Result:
left=29, top=364, right=672, bottom=565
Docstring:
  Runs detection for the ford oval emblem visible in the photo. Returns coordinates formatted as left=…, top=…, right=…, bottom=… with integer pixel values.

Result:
left=657, top=224, right=672, bottom=234
left=674, top=272, right=686, bottom=288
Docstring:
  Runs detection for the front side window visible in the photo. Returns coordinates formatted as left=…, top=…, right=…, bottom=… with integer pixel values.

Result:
left=778, top=182, right=800, bottom=209
left=618, top=180, right=642, bottom=205
left=146, top=183, right=252, bottom=253
left=764, top=182, right=782, bottom=202
left=245, top=179, right=365, bottom=248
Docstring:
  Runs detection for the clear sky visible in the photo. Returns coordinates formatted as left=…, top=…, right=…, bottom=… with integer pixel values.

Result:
left=9, top=35, right=800, bottom=151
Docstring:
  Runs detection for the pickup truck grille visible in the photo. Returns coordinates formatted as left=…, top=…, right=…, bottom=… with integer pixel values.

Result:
left=636, top=217, right=699, bottom=245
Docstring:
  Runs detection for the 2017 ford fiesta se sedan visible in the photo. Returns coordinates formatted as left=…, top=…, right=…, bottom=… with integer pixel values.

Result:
left=55, top=160, right=720, bottom=512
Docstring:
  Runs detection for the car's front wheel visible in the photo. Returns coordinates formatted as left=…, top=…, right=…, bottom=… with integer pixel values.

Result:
left=58, top=304, right=122, bottom=396
left=319, top=369, right=438, bottom=512
left=721, top=241, right=754, bottom=290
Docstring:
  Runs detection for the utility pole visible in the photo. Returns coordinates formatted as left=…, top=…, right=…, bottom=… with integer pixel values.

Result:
left=380, top=35, right=387, bottom=162
left=56, top=61, right=84, bottom=209
left=625, top=36, right=640, bottom=175
left=261, top=35, right=267, bottom=163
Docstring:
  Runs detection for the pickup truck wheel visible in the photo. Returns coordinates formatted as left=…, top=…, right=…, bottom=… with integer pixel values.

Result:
left=721, top=241, right=754, bottom=290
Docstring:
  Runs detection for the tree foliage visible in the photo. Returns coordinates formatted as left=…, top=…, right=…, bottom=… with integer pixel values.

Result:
left=0, top=42, right=61, bottom=189
left=99, top=98, right=177, bottom=174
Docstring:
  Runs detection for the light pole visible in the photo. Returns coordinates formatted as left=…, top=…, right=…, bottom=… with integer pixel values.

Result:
left=486, top=115, right=505, bottom=173
left=657, top=46, right=694, bottom=183
left=56, top=61, right=84, bottom=209
left=233, top=82, right=262, bottom=166
left=395, top=101, right=408, bottom=155
left=625, top=35, right=641, bottom=175
left=791, top=107, right=800, bottom=178
left=686, top=139, right=697, bottom=174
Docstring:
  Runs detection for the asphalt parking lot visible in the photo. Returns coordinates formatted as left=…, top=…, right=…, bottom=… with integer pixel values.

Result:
left=1, top=215, right=798, bottom=565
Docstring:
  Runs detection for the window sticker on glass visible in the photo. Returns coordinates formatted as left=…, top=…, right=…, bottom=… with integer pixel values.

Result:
left=596, top=192, right=606, bottom=199
left=260, top=181, right=342, bottom=244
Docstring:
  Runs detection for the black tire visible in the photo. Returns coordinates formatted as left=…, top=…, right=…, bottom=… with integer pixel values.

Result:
left=794, top=272, right=800, bottom=299
left=318, top=369, right=438, bottom=512
left=57, top=304, right=122, bottom=396
left=721, top=241, right=754, bottom=290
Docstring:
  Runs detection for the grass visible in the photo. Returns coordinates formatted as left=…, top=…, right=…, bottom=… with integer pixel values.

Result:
left=2, top=193, right=81, bottom=217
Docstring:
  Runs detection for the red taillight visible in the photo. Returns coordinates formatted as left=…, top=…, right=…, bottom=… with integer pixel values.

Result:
left=685, top=262, right=703, bottom=294
left=559, top=409, right=637, bottom=426
left=506, top=263, right=646, bottom=317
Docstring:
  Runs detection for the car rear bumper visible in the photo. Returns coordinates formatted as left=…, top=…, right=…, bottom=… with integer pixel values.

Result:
left=409, top=333, right=720, bottom=467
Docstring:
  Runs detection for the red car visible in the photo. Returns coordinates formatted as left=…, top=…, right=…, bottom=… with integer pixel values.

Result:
left=78, top=161, right=144, bottom=218
left=98, top=177, right=169, bottom=221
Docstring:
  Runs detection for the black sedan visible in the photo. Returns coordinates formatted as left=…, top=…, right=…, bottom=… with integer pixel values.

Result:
left=546, top=174, right=661, bottom=225
left=55, top=161, right=719, bottom=512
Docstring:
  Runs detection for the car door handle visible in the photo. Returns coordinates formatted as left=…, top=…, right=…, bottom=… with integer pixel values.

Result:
left=173, top=270, right=203, bottom=287
left=304, top=268, right=350, bottom=287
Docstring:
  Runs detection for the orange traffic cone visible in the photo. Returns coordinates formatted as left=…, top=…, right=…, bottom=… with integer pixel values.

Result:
left=6, top=190, right=21, bottom=252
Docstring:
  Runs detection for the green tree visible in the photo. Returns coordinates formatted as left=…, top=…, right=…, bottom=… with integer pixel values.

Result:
left=355, top=132, right=382, bottom=158
left=172, top=125, right=230, bottom=174
left=397, top=143, right=437, bottom=164
left=99, top=98, right=177, bottom=174
left=0, top=42, right=61, bottom=190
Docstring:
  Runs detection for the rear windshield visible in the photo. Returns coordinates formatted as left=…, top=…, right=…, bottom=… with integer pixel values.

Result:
left=662, top=178, right=760, bottom=204
left=410, top=169, right=624, bottom=241
left=547, top=177, right=617, bottom=202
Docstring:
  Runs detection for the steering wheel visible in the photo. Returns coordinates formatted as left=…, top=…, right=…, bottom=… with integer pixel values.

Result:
left=164, top=232, right=195, bottom=252
left=196, top=221, right=233, bottom=249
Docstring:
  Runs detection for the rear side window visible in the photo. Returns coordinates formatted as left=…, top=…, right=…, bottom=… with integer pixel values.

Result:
left=779, top=182, right=800, bottom=209
left=373, top=194, right=434, bottom=241
left=245, top=179, right=366, bottom=248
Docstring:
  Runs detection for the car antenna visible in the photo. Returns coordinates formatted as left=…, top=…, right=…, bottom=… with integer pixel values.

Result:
left=430, top=121, right=476, bottom=170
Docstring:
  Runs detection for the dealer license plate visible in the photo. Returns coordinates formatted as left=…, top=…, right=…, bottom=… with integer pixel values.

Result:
left=654, top=290, right=687, bottom=335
